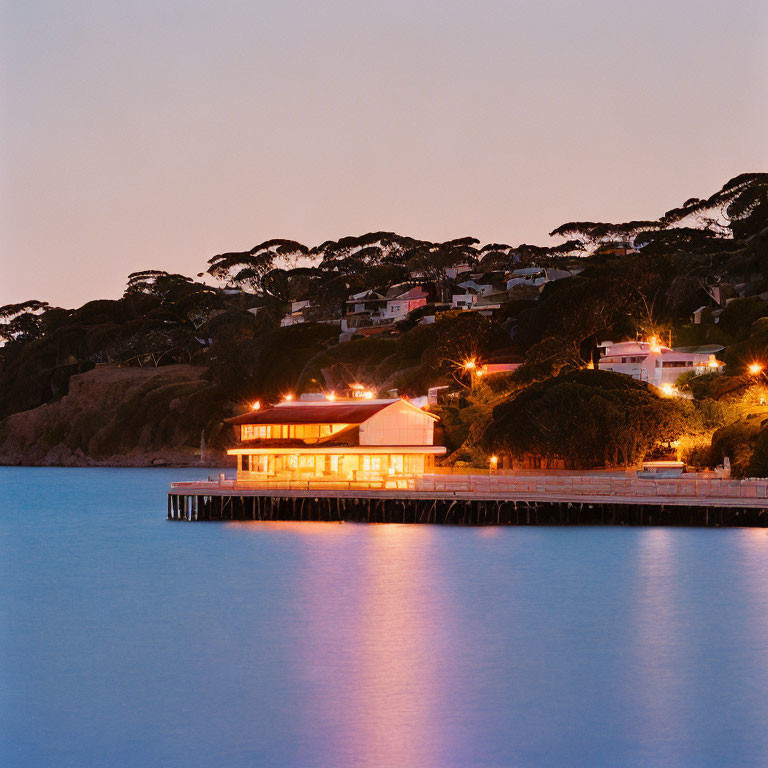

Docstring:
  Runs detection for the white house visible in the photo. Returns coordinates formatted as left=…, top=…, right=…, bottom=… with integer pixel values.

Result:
left=452, top=289, right=479, bottom=309
left=228, top=398, right=445, bottom=484
left=384, top=286, right=428, bottom=320
left=597, top=338, right=724, bottom=388
left=457, top=279, right=495, bottom=296
left=506, top=267, right=573, bottom=291
left=280, top=300, right=312, bottom=327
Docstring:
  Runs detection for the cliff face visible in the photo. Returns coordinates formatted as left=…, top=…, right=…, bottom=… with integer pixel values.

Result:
left=0, top=364, right=233, bottom=467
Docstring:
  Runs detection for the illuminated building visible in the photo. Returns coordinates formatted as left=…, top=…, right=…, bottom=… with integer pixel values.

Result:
left=227, top=398, right=445, bottom=484
left=597, top=339, right=724, bottom=387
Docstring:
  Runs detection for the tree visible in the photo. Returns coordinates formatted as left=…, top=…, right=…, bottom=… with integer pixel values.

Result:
left=482, top=369, right=688, bottom=468
left=0, top=300, right=54, bottom=343
left=207, top=239, right=310, bottom=294
left=405, top=238, right=480, bottom=302
left=661, top=173, right=768, bottom=238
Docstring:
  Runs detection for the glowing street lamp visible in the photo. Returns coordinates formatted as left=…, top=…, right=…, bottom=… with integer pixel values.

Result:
left=748, top=363, right=764, bottom=376
left=463, top=359, right=476, bottom=371
left=363, top=390, right=374, bottom=400
left=649, top=335, right=662, bottom=353
left=490, top=455, right=498, bottom=472
left=325, top=392, right=336, bottom=401
left=660, top=383, right=676, bottom=397
left=250, top=400, right=261, bottom=411
left=283, top=393, right=293, bottom=402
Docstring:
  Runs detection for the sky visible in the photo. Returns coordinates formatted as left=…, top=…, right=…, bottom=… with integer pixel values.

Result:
left=1, top=0, right=767, bottom=308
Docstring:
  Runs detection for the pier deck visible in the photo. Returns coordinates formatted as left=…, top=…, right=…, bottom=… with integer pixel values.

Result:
left=168, top=472, right=768, bottom=525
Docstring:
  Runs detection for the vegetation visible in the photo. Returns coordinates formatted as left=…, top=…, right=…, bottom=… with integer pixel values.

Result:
left=1, top=173, right=767, bottom=469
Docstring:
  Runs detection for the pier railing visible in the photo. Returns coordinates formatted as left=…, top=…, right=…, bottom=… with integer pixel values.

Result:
left=169, top=473, right=768, bottom=501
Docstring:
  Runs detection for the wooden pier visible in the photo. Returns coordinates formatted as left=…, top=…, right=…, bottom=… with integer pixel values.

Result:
left=167, top=474, right=768, bottom=526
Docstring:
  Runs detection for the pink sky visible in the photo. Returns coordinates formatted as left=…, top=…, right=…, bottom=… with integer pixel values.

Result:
left=2, top=0, right=767, bottom=308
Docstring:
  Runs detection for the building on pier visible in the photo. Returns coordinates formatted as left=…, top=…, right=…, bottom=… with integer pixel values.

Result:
left=226, top=398, right=445, bottom=485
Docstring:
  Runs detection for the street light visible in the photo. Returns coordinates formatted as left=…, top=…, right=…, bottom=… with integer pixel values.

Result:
left=283, top=393, right=293, bottom=402
left=463, top=359, right=476, bottom=371
left=748, top=363, right=764, bottom=376
left=250, top=400, right=261, bottom=411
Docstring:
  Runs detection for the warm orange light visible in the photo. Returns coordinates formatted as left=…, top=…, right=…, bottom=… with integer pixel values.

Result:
left=586, top=360, right=595, bottom=369
left=660, top=383, right=675, bottom=397
left=748, top=363, right=764, bottom=376
left=363, top=390, right=374, bottom=400
left=476, top=369, right=484, bottom=378
left=464, top=359, right=476, bottom=370
left=250, top=400, right=261, bottom=411
left=707, top=355, right=719, bottom=369
left=283, top=393, right=293, bottom=402
left=649, top=335, right=661, bottom=353
left=325, top=392, right=336, bottom=401
left=490, top=456, right=498, bottom=465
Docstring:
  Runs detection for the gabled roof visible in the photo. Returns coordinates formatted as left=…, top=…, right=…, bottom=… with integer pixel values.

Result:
left=227, top=400, right=397, bottom=426
left=346, top=290, right=386, bottom=303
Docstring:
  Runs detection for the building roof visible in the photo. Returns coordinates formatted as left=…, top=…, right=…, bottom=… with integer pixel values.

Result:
left=227, top=400, right=398, bottom=426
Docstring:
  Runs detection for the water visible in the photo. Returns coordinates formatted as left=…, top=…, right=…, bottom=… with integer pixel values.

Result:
left=2, top=468, right=768, bottom=767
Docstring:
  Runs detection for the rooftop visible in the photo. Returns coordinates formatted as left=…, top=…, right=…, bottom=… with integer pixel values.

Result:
left=227, top=398, right=430, bottom=426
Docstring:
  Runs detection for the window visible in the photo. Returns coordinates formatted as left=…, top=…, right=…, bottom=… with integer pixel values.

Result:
left=247, top=455, right=268, bottom=473
left=363, top=455, right=382, bottom=472
left=298, top=455, right=315, bottom=469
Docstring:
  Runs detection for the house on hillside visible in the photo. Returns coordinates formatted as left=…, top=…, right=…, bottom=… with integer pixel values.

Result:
left=597, top=338, right=724, bottom=388
left=227, top=398, right=445, bottom=485
left=506, top=267, right=574, bottom=291
left=452, top=288, right=479, bottom=310
left=384, top=286, right=428, bottom=320
left=457, top=279, right=494, bottom=296
left=280, top=300, right=312, bottom=327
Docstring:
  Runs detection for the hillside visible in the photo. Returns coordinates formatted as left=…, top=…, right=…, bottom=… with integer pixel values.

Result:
left=1, top=173, right=766, bottom=472
left=0, top=365, right=233, bottom=467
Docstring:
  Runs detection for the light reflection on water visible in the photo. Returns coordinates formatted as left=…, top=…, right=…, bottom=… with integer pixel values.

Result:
left=2, top=468, right=768, bottom=768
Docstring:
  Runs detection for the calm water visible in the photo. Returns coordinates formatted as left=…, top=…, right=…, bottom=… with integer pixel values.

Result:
left=2, top=468, right=768, bottom=767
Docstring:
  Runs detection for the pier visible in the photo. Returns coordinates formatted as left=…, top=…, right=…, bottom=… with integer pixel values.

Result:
left=168, top=472, right=768, bottom=526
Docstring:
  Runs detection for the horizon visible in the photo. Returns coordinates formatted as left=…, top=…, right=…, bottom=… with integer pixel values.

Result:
left=2, top=0, right=767, bottom=308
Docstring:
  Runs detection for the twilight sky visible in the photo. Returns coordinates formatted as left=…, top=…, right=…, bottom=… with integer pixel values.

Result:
left=1, top=0, right=767, bottom=308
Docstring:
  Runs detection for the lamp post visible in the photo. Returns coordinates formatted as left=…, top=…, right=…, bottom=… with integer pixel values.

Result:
left=464, top=359, right=477, bottom=388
